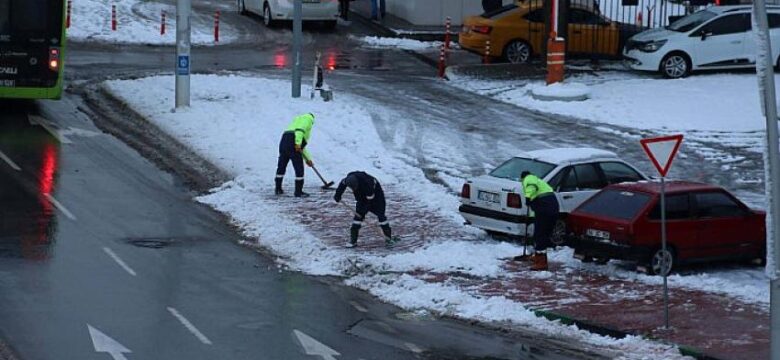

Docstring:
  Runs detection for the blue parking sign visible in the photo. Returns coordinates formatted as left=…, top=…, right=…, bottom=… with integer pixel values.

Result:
left=177, top=55, right=190, bottom=75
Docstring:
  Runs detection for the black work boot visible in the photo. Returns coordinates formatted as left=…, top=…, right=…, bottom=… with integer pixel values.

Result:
left=346, top=225, right=360, bottom=248
left=294, top=179, right=309, bottom=198
left=381, top=224, right=396, bottom=247
left=274, top=177, right=284, bottom=195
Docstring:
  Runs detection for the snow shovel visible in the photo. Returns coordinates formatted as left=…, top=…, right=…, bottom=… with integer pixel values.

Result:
left=311, top=165, right=335, bottom=189
left=513, top=206, right=533, bottom=262
left=338, top=201, right=400, bottom=247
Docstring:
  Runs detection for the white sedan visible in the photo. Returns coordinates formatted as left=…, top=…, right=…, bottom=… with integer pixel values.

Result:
left=239, top=0, right=340, bottom=28
left=624, top=5, right=780, bottom=79
left=459, top=148, right=647, bottom=244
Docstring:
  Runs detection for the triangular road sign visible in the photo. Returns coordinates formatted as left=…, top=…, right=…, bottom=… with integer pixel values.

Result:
left=640, top=135, right=684, bottom=177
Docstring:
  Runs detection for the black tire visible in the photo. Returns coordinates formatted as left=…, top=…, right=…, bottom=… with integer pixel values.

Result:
left=594, top=257, right=610, bottom=265
left=503, top=40, right=532, bottom=64
left=646, top=247, right=675, bottom=276
left=550, top=219, right=568, bottom=247
left=660, top=52, right=691, bottom=79
left=263, top=3, right=275, bottom=27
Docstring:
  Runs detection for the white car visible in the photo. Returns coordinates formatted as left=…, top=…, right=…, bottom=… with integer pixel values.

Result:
left=624, top=5, right=780, bottom=79
left=238, top=0, right=340, bottom=28
left=459, top=148, right=648, bottom=244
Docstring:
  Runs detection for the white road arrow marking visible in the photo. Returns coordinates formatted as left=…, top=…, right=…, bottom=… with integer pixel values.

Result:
left=28, top=115, right=72, bottom=144
left=87, top=324, right=131, bottom=360
left=293, top=330, right=341, bottom=360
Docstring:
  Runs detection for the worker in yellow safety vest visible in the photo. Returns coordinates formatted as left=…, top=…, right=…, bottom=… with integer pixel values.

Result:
left=518, top=171, right=559, bottom=271
left=275, top=113, right=315, bottom=198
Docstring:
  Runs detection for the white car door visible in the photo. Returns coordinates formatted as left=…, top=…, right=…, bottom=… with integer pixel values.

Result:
left=693, top=13, right=751, bottom=67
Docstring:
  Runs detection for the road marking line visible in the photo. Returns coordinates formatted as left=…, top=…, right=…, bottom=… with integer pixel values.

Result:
left=28, top=115, right=72, bottom=144
left=167, top=307, right=213, bottom=345
left=102, top=247, right=136, bottom=276
left=0, top=150, right=20, bottom=171
left=44, top=194, right=76, bottom=220
left=404, top=342, right=423, bottom=354
left=349, top=301, right=368, bottom=313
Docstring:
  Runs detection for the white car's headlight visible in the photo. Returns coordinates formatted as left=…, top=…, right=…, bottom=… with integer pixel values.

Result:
left=639, top=40, right=667, bottom=53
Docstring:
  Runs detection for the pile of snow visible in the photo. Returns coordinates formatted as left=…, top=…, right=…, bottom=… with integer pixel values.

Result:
left=102, top=74, right=693, bottom=357
left=67, top=0, right=236, bottom=45
left=355, top=36, right=445, bottom=50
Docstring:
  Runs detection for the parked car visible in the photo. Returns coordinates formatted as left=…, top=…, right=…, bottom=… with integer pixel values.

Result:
left=568, top=181, right=766, bottom=275
left=624, top=5, right=780, bottom=79
left=459, top=1, right=642, bottom=63
left=238, top=0, right=339, bottom=28
left=459, top=148, right=647, bottom=244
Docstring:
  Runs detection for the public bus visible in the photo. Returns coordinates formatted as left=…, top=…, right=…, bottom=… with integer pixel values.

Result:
left=0, top=0, right=66, bottom=100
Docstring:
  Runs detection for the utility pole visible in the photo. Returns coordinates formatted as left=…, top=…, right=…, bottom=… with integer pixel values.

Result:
left=292, top=0, right=302, bottom=98
left=175, top=0, right=191, bottom=108
left=753, top=0, right=780, bottom=358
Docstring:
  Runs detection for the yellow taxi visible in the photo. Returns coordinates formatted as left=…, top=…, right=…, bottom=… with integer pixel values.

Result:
left=460, top=2, right=627, bottom=63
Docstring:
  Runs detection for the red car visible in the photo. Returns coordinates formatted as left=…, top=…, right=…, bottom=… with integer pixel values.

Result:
left=567, top=181, right=766, bottom=275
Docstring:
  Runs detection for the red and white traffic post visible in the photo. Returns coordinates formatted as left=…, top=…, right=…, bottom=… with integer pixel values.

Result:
left=444, top=16, right=452, bottom=51
left=161, top=11, right=166, bottom=35
left=111, top=4, right=117, bottom=31
left=214, top=10, right=220, bottom=43
left=66, top=0, right=72, bottom=29
left=437, top=43, right=447, bottom=78
left=640, top=134, right=684, bottom=330
left=546, top=0, right=565, bottom=84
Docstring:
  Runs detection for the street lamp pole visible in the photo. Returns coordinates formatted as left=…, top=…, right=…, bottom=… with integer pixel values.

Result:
left=292, top=0, right=302, bottom=98
left=752, top=0, right=780, bottom=358
left=175, top=0, right=191, bottom=108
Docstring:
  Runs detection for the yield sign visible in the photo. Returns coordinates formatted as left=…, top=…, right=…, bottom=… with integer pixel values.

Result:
left=640, top=135, right=683, bottom=177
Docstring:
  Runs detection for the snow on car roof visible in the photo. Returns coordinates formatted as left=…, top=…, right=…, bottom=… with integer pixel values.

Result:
left=612, top=180, right=722, bottom=194
left=524, top=148, right=618, bottom=164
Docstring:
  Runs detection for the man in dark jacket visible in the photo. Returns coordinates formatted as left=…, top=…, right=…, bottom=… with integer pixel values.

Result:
left=334, top=171, right=393, bottom=248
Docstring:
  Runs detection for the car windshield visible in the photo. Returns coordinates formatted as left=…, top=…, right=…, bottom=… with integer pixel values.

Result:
left=667, top=10, right=717, bottom=32
left=489, top=157, right=556, bottom=182
left=576, top=189, right=652, bottom=220
left=481, top=4, right=518, bottom=18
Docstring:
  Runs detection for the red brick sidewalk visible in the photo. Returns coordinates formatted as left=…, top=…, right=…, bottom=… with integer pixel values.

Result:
left=274, top=188, right=768, bottom=359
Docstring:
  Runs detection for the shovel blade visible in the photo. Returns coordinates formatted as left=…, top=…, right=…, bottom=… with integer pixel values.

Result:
left=321, top=181, right=335, bottom=189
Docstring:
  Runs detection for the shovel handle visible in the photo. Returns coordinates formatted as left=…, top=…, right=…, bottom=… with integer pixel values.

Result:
left=311, top=165, right=328, bottom=185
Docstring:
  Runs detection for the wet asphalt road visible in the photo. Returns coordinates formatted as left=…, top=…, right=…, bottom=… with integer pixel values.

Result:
left=0, top=4, right=617, bottom=360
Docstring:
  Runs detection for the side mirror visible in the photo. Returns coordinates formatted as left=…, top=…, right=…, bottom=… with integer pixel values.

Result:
left=700, top=30, right=711, bottom=40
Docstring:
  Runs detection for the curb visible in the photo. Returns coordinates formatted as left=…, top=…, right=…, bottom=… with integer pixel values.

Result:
left=349, top=11, right=455, bottom=42
left=530, top=308, right=723, bottom=360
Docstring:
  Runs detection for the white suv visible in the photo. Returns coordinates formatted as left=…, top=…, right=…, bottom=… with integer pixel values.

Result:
left=459, top=148, right=647, bottom=244
left=624, top=5, right=780, bottom=78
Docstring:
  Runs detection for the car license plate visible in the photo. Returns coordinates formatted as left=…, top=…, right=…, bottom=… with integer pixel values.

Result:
left=586, top=228, right=610, bottom=240
left=477, top=191, right=499, bottom=203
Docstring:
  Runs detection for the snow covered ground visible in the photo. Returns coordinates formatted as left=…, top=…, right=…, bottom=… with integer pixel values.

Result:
left=67, top=0, right=237, bottom=45
left=102, top=73, right=697, bottom=358
left=353, top=36, right=448, bottom=51
left=447, top=70, right=769, bottom=166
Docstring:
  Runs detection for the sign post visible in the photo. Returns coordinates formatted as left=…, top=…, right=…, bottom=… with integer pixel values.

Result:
left=292, top=0, right=302, bottom=98
left=640, top=134, right=684, bottom=329
left=175, top=0, right=191, bottom=108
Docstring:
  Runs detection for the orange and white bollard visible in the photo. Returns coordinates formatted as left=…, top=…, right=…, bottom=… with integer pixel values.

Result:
left=444, top=16, right=452, bottom=51
left=546, top=36, right=565, bottom=85
left=437, top=43, right=447, bottom=78
left=161, top=11, right=166, bottom=35
left=483, top=40, right=491, bottom=64
left=66, top=0, right=72, bottom=29
left=214, top=10, right=220, bottom=43
left=111, top=4, right=117, bottom=31
left=636, top=11, right=643, bottom=27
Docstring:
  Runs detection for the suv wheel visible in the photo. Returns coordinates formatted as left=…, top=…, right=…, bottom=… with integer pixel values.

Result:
left=550, top=219, right=567, bottom=246
left=263, top=4, right=275, bottom=27
left=660, top=53, right=690, bottom=79
left=647, top=247, right=675, bottom=276
left=504, top=40, right=531, bottom=64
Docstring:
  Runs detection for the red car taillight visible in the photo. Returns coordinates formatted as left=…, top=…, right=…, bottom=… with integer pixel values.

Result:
left=461, top=183, right=471, bottom=198
left=507, top=193, right=522, bottom=209
left=472, top=25, right=492, bottom=34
